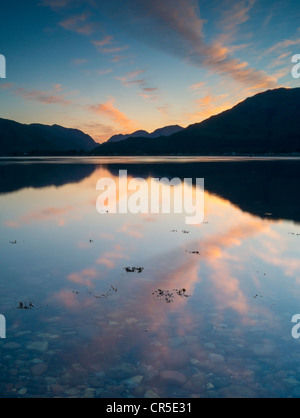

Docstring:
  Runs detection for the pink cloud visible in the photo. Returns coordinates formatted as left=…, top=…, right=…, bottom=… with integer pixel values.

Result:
left=97, top=247, right=128, bottom=269
left=15, top=87, right=72, bottom=106
left=68, top=267, right=99, bottom=286
left=59, top=13, right=97, bottom=35
left=92, top=36, right=114, bottom=48
left=0, top=82, right=14, bottom=90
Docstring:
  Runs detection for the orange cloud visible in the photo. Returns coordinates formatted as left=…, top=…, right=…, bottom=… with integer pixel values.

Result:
left=4, top=205, right=74, bottom=228
left=187, top=92, right=234, bottom=123
left=4, top=220, right=20, bottom=229
left=118, top=222, right=144, bottom=239
left=189, top=81, right=206, bottom=92
left=21, top=206, right=73, bottom=224
left=88, top=98, right=138, bottom=133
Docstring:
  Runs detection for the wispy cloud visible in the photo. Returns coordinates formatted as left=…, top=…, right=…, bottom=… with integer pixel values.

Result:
left=111, top=55, right=127, bottom=63
left=189, top=81, right=206, bottom=92
left=220, top=0, right=256, bottom=32
left=92, top=36, right=114, bottom=48
left=53, top=83, right=64, bottom=92
left=15, top=86, right=72, bottom=105
left=5, top=205, right=74, bottom=228
left=92, top=35, right=129, bottom=61
left=76, top=121, right=115, bottom=143
left=41, top=0, right=73, bottom=11
left=157, top=104, right=170, bottom=117
left=115, top=70, right=145, bottom=87
left=88, top=98, right=138, bottom=132
left=115, top=70, right=160, bottom=101
left=266, top=38, right=300, bottom=54
left=186, top=91, right=234, bottom=123
left=72, top=58, right=88, bottom=66
left=102, top=45, right=129, bottom=54
left=143, top=87, right=158, bottom=92
left=95, top=69, right=113, bottom=76
left=0, top=82, right=14, bottom=90
left=59, top=13, right=97, bottom=35
left=99, top=0, right=277, bottom=91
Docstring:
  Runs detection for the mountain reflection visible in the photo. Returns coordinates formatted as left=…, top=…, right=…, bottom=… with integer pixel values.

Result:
left=0, top=158, right=96, bottom=194
left=1, top=157, right=300, bottom=398
left=1, top=157, right=299, bottom=223
left=102, top=158, right=300, bottom=224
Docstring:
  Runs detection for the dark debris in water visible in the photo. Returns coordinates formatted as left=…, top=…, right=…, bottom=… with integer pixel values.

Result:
left=170, top=230, right=191, bottom=234
left=72, top=285, right=118, bottom=300
left=152, top=288, right=191, bottom=303
left=17, top=301, right=35, bottom=310
left=93, top=285, right=118, bottom=299
left=289, top=232, right=300, bottom=236
left=186, top=250, right=201, bottom=255
left=124, top=267, right=144, bottom=273
left=9, top=240, right=17, bottom=244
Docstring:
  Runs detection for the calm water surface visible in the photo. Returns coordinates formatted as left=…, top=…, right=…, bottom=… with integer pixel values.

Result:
left=0, top=157, right=300, bottom=398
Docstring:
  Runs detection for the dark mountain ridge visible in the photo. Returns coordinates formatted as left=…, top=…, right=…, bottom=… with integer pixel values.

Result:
left=94, top=88, right=300, bottom=155
left=0, top=118, right=97, bottom=156
left=107, top=124, right=184, bottom=143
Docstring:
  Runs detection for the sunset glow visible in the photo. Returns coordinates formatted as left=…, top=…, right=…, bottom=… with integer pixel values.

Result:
left=0, top=0, right=299, bottom=142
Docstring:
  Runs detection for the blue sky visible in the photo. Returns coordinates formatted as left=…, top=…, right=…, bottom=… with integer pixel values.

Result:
left=0, top=0, right=299, bottom=142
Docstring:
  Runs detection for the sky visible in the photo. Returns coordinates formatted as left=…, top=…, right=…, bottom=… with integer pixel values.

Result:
left=0, top=0, right=299, bottom=143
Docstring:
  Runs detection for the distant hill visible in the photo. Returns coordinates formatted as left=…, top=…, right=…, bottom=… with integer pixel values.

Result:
left=0, top=118, right=97, bottom=155
left=107, top=125, right=184, bottom=143
left=94, top=88, right=300, bottom=155
left=107, top=130, right=149, bottom=143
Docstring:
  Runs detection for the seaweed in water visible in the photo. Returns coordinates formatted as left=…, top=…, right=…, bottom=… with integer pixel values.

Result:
left=17, top=301, right=35, bottom=310
left=152, top=288, right=191, bottom=303
left=124, top=267, right=144, bottom=273
left=87, top=285, right=118, bottom=299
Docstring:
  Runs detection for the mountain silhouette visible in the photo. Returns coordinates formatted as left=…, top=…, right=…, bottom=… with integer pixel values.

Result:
left=94, top=88, right=300, bottom=155
left=107, top=125, right=184, bottom=143
left=0, top=118, right=97, bottom=155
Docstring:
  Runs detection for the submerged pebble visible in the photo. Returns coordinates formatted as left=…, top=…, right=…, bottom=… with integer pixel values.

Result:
left=26, top=341, right=49, bottom=352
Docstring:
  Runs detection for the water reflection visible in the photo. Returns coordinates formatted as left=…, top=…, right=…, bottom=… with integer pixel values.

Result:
left=0, top=157, right=300, bottom=398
